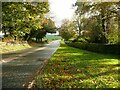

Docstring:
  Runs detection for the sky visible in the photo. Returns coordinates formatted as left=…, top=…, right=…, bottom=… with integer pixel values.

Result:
left=48, top=0, right=77, bottom=27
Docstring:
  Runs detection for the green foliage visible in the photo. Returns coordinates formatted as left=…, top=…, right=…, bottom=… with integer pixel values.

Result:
left=74, top=2, right=119, bottom=44
left=59, top=20, right=76, bottom=41
left=90, top=21, right=107, bottom=43
left=38, top=41, right=119, bottom=88
left=72, top=37, right=88, bottom=43
left=43, top=18, right=56, bottom=33
left=67, top=42, right=119, bottom=55
left=2, top=2, right=51, bottom=42
left=107, top=29, right=119, bottom=44
left=77, top=38, right=88, bottom=43
left=28, top=18, right=56, bottom=42
left=36, top=29, right=46, bottom=42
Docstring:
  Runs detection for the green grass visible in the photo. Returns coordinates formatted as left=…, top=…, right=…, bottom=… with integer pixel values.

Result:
left=0, top=42, right=31, bottom=53
left=0, top=35, right=61, bottom=53
left=37, top=41, right=119, bottom=88
left=44, top=35, right=62, bottom=42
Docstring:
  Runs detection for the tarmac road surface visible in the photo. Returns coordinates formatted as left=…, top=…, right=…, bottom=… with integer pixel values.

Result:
left=2, top=40, right=60, bottom=89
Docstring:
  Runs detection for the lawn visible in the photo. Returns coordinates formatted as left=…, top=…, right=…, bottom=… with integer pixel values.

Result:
left=0, top=42, right=31, bottom=53
left=44, top=35, right=62, bottom=42
left=37, top=41, right=119, bottom=88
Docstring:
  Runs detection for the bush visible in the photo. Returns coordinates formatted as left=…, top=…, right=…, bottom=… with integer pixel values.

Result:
left=67, top=42, right=119, bottom=55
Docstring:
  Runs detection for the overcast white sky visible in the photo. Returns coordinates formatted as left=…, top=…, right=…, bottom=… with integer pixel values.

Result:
left=48, top=0, right=77, bottom=27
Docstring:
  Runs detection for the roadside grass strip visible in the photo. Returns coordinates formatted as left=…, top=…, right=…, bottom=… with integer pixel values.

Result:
left=0, top=42, right=31, bottom=53
left=38, top=41, right=119, bottom=88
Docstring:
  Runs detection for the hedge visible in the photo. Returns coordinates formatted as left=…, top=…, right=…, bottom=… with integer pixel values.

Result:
left=66, top=41, right=120, bottom=55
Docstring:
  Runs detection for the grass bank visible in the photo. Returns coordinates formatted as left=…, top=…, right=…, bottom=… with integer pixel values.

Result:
left=37, top=41, right=119, bottom=88
left=0, top=35, right=61, bottom=53
left=0, top=40, right=40, bottom=53
left=0, top=42, right=31, bottom=53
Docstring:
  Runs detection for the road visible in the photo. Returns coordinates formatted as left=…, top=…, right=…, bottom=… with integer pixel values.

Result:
left=2, top=40, right=60, bottom=89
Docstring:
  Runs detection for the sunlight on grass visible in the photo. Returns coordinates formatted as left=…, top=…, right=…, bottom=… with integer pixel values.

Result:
left=37, top=41, right=119, bottom=88
left=0, top=42, right=31, bottom=53
left=44, top=35, right=62, bottom=42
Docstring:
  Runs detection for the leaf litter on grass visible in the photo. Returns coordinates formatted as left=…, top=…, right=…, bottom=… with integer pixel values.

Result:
left=39, top=41, right=119, bottom=88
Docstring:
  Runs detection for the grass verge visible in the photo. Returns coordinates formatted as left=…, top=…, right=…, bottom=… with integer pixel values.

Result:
left=37, top=41, right=119, bottom=88
left=0, top=41, right=32, bottom=53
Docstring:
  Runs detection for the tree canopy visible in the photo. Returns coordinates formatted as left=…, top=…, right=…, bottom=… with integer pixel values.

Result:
left=72, top=2, right=119, bottom=44
left=59, top=19, right=76, bottom=41
left=2, top=2, right=56, bottom=42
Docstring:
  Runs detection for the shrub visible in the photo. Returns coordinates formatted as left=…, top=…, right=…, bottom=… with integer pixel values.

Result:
left=67, top=42, right=119, bottom=55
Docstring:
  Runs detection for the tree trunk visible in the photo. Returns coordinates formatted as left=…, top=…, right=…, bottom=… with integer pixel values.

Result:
left=40, top=38, right=42, bottom=42
left=106, top=11, right=110, bottom=34
left=118, top=6, right=120, bottom=44
left=2, top=26, right=7, bottom=36
left=76, top=15, right=81, bottom=40
left=101, top=9, right=107, bottom=43
left=101, top=14, right=106, bottom=33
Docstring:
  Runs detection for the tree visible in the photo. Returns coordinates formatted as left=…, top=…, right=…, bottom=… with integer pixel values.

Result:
left=59, top=20, right=76, bottom=41
left=27, top=18, right=56, bottom=42
left=42, top=18, right=56, bottom=33
left=75, top=2, right=92, bottom=37
left=74, top=2, right=119, bottom=44
left=2, top=2, right=49, bottom=41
